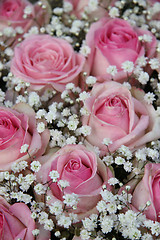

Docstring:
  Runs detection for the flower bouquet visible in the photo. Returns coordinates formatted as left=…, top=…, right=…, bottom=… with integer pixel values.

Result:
left=1, top=0, right=160, bottom=239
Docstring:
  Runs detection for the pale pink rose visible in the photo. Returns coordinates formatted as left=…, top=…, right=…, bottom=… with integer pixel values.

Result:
left=82, top=81, right=160, bottom=153
left=64, top=0, right=112, bottom=19
left=36, top=144, right=113, bottom=220
left=129, top=163, right=160, bottom=222
left=0, top=196, right=50, bottom=240
left=11, top=34, right=85, bottom=92
left=0, top=0, right=51, bottom=45
left=0, top=103, right=50, bottom=171
left=85, top=17, right=157, bottom=83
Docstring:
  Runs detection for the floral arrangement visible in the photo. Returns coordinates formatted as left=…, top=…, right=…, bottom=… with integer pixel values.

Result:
left=1, top=0, right=160, bottom=239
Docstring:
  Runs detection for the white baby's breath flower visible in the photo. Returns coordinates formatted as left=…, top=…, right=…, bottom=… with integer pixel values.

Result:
left=28, top=92, right=41, bottom=107
left=79, top=126, right=91, bottom=136
left=58, top=180, right=70, bottom=189
left=96, top=200, right=107, bottom=213
left=57, top=214, right=72, bottom=228
left=80, top=43, right=91, bottom=57
left=109, top=7, right=120, bottom=18
left=44, top=219, right=54, bottom=231
left=115, top=157, right=125, bottom=165
left=63, top=1, right=73, bottom=12
left=80, top=229, right=91, bottom=240
left=34, top=184, right=46, bottom=195
left=122, top=61, right=134, bottom=73
left=149, top=58, right=160, bottom=69
left=49, top=170, right=59, bottom=182
left=37, top=122, right=45, bottom=133
left=32, top=229, right=40, bottom=236
left=20, top=144, right=29, bottom=153
left=144, top=92, right=156, bottom=104
left=63, top=193, right=79, bottom=207
left=24, top=6, right=32, bottom=15
left=102, top=138, right=112, bottom=146
left=106, top=65, right=118, bottom=76
left=86, top=76, right=97, bottom=86
left=49, top=201, right=63, bottom=215
left=30, top=161, right=41, bottom=172
left=138, top=71, right=149, bottom=84
left=108, top=177, right=119, bottom=185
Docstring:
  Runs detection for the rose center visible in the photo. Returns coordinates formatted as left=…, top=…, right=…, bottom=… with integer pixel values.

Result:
left=96, top=95, right=129, bottom=133
left=2, top=1, right=20, bottom=17
left=65, top=159, right=81, bottom=171
left=0, top=117, right=17, bottom=140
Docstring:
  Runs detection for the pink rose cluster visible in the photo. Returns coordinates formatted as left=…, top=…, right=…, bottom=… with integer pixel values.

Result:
left=36, top=144, right=113, bottom=220
left=0, top=0, right=51, bottom=44
left=11, top=34, right=85, bottom=92
left=82, top=81, right=160, bottom=154
left=0, top=103, right=49, bottom=171
left=85, top=17, right=157, bottom=82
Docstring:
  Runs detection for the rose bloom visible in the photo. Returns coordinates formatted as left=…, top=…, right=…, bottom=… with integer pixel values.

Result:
left=36, top=144, right=113, bottom=220
left=0, top=103, right=49, bottom=171
left=82, top=81, right=160, bottom=153
left=129, top=163, right=160, bottom=222
left=11, top=34, right=85, bottom=92
left=85, top=17, right=157, bottom=82
left=0, top=196, right=50, bottom=239
left=64, top=0, right=111, bottom=19
left=0, top=0, right=51, bottom=45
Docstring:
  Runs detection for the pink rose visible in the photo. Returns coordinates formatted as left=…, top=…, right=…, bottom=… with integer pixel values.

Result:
left=85, top=17, right=157, bottom=82
left=64, top=0, right=111, bottom=19
left=82, top=81, right=160, bottom=153
left=36, top=144, right=113, bottom=220
left=0, top=0, right=51, bottom=45
left=130, top=163, right=160, bottom=222
left=0, top=196, right=50, bottom=240
left=0, top=196, right=35, bottom=239
left=0, top=103, right=50, bottom=171
left=11, top=34, right=85, bottom=92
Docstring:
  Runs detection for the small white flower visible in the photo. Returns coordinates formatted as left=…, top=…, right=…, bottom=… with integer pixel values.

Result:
left=37, top=122, right=45, bottom=133
left=79, top=126, right=91, bottom=136
left=34, top=184, right=46, bottom=195
left=44, top=219, right=54, bottom=231
left=32, top=229, right=39, bottom=236
left=49, top=170, right=59, bottom=182
left=80, top=229, right=91, bottom=240
left=109, top=7, right=120, bottom=18
left=115, top=156, right=125, bottom=165
left=149, top=58, right=160, bottom=69
left=106, top=65, right=118, bottom=76
left=24, top=6, right=32, bottom=15
left=63, top=193, right=79, bottom=207
left=58, top=180, right=70, bottom=189
left=20, top=144, right=29, bottom=153
left=138, top=71, right=149, bottom=84
left=102, top=138, right=112, bottom=146
left=49, top=201, right=63, bottom=215
left=63, top=1, right=73, bottom=12
left=144, top=92, right=156, bottom=104
left=80, top=44, right=91, bottom=57
left=30, top=161, right=41, bottom=172
left=57, top=214, right=72, bottom=228
left=86, top=76, right=97, bottom=86
left=96, top=200, right=107, bottom=213
left=122, top=61, right=134, bottom=73
left=28, top=92, right=41, bottom=107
